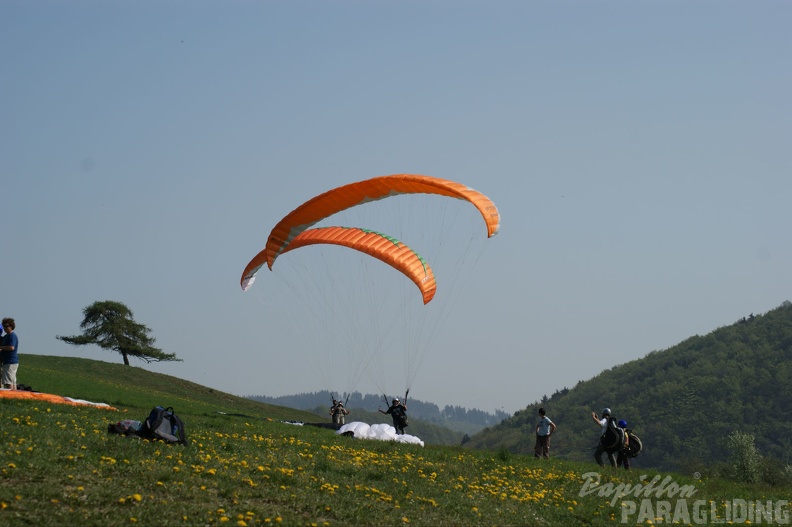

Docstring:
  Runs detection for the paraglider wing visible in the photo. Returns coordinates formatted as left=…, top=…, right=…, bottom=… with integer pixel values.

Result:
left=240, top=249, right=267, bottom=292
left=242, top=226, right=437, bottom=304
left=264, top=174, right=500, bottom=270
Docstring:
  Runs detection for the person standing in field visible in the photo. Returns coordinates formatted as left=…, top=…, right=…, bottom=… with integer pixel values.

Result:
left=0, top=318, right=19, bottom=390
left=592, top=407, right=618, bottom=468
left=379, top=398, right=408, bottom=434
left=330, top=400, right=350, bottom=425
left=616, top=419, right=632, bottom=470
left=534, top=407, right=557, bottom=458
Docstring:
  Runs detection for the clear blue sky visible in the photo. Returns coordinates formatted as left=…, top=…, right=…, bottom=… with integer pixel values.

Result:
left=3, top=1, right=790, bottom=414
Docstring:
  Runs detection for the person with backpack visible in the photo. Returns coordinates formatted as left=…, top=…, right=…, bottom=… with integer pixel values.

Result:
left=329, top=400, right=350, bottom=425
left=592, top=407, right=618, bottom=468
left=379, top=397, right=408, bottom=435
left=616, top=419, right=631, bottom=470
left=534, top=407, right=557, bottom=459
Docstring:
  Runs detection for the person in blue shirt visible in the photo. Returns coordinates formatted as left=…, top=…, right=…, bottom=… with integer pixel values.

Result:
left=1, top=318, right=19, bottom=390
left=616, top=419, right=632, bottom=470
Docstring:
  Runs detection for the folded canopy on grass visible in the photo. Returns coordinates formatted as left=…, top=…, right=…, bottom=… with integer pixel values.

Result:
left=57, top=300, right=180, bottom=366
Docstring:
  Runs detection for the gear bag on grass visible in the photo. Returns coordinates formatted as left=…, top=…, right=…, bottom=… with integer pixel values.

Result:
left=108, top=420, right=143, bottom=437
left=140, top=406, right=188, bottom=445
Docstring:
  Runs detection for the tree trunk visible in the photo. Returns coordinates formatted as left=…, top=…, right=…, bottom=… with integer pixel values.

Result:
left=122, top=352, right=130, bottom=366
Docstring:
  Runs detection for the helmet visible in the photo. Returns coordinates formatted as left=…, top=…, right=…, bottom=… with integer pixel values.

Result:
left=602, top=408, right=611, bottom=416
left=393, top=399, right=400, bottom=404
left=618, top=420, right=627, bottom=428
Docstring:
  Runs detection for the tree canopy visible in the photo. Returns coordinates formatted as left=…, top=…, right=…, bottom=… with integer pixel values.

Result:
left=57, top=300, right=181, bottom=366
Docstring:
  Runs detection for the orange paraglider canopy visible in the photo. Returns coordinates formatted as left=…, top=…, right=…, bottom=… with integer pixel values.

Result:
left=0, top=389, right=118, bottom=410
left=241, top=226, right=436, bottom=304
left=241, top=174, right=499, bottom=291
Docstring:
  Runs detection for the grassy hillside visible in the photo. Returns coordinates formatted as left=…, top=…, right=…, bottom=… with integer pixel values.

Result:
left=466, top=301, right=792, bottom=474
left=3, top=357, right=790, bottom=527
left=19, top=354, right=321, bottom=422
left=19, top=355, right=464, bottom=444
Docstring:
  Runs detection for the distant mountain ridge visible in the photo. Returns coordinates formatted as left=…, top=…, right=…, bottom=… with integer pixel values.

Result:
left=465, top=301, right=792, bottom=472
left=247, top=391, right=510, bottom=435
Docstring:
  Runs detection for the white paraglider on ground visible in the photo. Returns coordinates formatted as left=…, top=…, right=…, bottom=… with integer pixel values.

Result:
left=336, top=421, right=424, bottom=447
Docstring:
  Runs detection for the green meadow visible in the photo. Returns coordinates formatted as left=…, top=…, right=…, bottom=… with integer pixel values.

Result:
left=1, top=355, right=789, bottom=526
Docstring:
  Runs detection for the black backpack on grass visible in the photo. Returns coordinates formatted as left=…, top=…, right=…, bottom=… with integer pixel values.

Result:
left=140, top=406, right=188, bottom=446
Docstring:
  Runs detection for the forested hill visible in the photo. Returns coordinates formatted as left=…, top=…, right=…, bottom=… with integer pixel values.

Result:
left=465, top=301, right=792, bottom=472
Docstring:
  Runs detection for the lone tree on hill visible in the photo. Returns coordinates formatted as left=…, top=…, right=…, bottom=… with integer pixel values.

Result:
left=57, top=300, right=181, bottom=366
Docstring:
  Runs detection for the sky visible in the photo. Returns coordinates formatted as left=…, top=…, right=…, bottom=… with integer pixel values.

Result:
left=2, top=1, right=790, bottom=415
